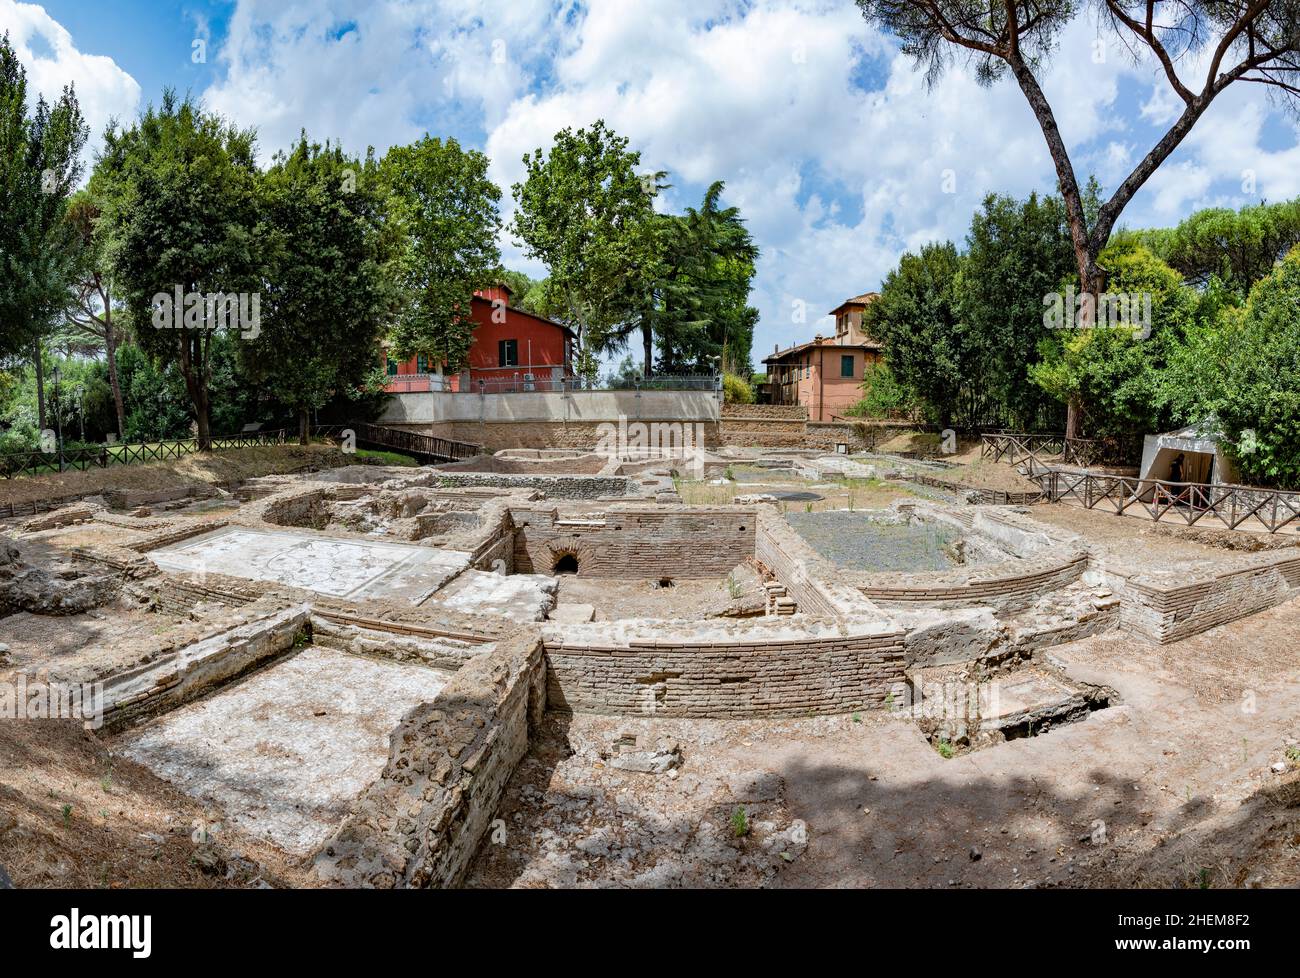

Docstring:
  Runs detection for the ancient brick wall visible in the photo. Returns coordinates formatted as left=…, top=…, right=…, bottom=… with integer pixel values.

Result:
left=855, top=554, right=1089, bottom=610
left=510, top=505, right=756, bottom=579
left=541, top=617, right=906, bottom=718
left=313, top=628, right=546, bottom=888
left=1120, top=551, right=1300, bottom=643
left=753, top=507, right=877, bottom=618
left=432, top=471, right=631, bottom=499
left=721, top=403, right=807, bottom=420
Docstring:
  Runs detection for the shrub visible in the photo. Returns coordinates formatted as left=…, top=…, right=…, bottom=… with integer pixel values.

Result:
left=1214, top=247, right=1300, bottom=488
left=722, top=372, right=755, bottom=404
left=844, top=362, right=915, bottom=418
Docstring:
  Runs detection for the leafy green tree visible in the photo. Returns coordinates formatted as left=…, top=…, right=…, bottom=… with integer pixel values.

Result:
left=1030, top=242, right=1196, bottom=437
left=722, top=372, right=755, bottom=405
left=846, top=362, right=916, bottom=419
left=379, top=135, right=501, bottom=375
left=654, top=182, right=760, bottom=376
left=958, top=191, right=1074, bottom=429
left=246, top=136, right=391, bottom=443
left=1171, top=248, right=1300, bottom=488
left=1126, top=199, right=1300, bottom=294
left=0, top=32, right=88, bottom=430
left=856, top=0, right=1300, bottom=437
left=864, top=242, right=968, bottom=429
left=510, top=120, right=659, bottom=377
left=63, top=191, right=128, bottom=438
left=93, top=92, right=261, bottom=450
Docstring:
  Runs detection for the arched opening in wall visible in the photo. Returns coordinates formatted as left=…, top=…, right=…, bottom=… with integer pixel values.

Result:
left=553, top=552, right=580, bottom=575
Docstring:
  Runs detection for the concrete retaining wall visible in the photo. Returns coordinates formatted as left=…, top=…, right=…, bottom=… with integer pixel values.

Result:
left=380, top=389, right=720, bottom=425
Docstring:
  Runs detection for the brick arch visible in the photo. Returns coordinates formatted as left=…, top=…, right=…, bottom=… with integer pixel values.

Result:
left=545, top=536, right=597, bottom=577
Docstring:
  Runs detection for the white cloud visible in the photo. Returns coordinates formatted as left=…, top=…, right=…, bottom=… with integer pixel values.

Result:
left=202, top=0, right=563, bottom=163
left=23, top=0, right=1300, bottom=367
left=0, top=0, right=141, bottom=170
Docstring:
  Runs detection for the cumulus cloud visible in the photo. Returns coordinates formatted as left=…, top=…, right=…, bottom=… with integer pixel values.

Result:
left=202, top=0, right=564, bottom=162
left=15, top=0, right=1300, bottom=363
left=0, top=0, right=141, bottom=169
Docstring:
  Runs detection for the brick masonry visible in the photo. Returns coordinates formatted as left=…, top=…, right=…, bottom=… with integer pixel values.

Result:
left=313, top=628, right=546, bottom=888
left=542, top=617, right=906, bottom=719
left=511, top=504, right=757, bottom=579
left=1120, top=550, right=1300, bottom=643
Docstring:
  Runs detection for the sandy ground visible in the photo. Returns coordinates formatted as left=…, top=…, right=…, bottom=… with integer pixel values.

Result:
left=0, top=718, right=313, bottom=888
left=470, top=596, right=1300, bottom=889
left=0, top=605, right=191, bottom=684
left=1028, top=503, right=1299, bottom=566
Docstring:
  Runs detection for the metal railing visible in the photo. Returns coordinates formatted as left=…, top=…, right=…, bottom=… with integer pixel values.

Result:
left=383, top=373, right=722, bottom=395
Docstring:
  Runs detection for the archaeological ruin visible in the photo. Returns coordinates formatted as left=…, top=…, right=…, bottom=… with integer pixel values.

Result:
left=4, top=430, right=1300, bottom=890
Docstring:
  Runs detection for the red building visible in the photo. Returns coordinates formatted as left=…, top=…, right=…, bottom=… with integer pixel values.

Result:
left=382, top=285, right=575, bottom=393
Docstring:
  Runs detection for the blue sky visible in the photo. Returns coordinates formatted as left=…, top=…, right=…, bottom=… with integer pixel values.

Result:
left=5, top=0, right=1300, bottom=368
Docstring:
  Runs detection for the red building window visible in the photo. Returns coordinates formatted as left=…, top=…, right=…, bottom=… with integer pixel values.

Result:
left=498, top=339, right=519, bottom=367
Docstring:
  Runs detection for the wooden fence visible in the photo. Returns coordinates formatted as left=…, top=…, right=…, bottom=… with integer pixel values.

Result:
left=1037, top=469, right=1300, bottom=534
left=0, top=430, right=291, bottom=480
left=981, top=433, right=1300, bottom=533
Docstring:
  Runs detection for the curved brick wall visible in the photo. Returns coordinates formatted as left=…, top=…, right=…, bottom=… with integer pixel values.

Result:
left=541, top=616, right=905, bottom=718
left=853, top=554, right=1088, bottom=609
left=848, top=505, right=1090, bottom=611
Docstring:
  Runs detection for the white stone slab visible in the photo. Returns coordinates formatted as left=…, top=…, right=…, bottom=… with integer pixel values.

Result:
left=148, top=525, right=469, bottom=602
left=430, top=569, right=558, bottom=622
left=119, top=646, right=450, bottom=855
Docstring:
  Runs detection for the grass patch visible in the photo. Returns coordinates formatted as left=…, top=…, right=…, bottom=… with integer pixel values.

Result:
left=353, top=449, right=418, bottom=467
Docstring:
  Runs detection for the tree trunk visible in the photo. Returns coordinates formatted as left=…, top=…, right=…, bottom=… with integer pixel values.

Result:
left=104, top=312, right=125, bottom=440
left=194, top=405, right=211, bottom=452
left=642, top=319, right=653, bottom=378
left=298, top=407, right=310, bottom=446
left=33, top=340, right=47, bottom=432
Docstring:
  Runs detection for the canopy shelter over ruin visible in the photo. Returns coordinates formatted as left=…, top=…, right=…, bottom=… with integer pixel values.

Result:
left=1138, top=419, right=1240, bottom=486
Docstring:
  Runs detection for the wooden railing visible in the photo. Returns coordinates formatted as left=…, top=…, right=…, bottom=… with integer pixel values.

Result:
left=315, top=423, right=481, bottom=462
left=1034, top=470, right=1300, bottom=534
left=0, top=430, right=290, bottom=479
left=980, top=432, right=1138, bottom=468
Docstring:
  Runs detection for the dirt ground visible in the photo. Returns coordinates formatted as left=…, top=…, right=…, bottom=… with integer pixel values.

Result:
left=553, top=564, right=763, bottom=620
left=470, top=596, right=1300, bottom=889
left=0, top=718, right=315, bottom=889
left=1027, top=502, right=1299, bottom=566
left=0, top=445, right=353, bottom=510
left=0, top=605, right=190, bottom=684
left=870, top=435, right=1046, bottom=493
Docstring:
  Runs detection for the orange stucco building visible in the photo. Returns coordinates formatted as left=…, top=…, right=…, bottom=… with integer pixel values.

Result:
left=762, top=292, right=884, bottom=420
